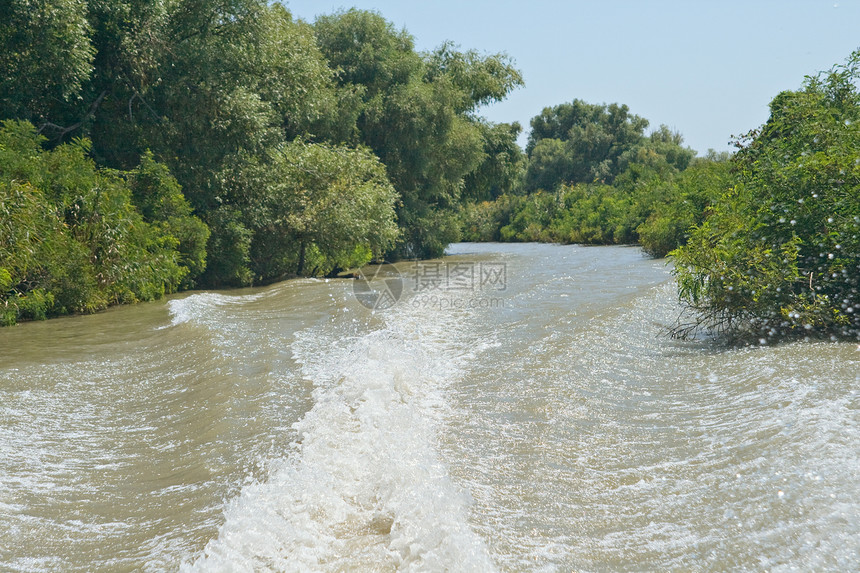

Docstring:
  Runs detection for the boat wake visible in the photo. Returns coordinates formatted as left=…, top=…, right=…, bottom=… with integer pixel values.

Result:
left=183, top=304, right=496, bottom=572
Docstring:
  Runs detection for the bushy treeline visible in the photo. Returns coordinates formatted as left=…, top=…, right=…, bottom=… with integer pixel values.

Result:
left=0, top=1, right=522, bottom=323
left=673, top=51, right=860, bottom=341
left=459, top=100, right=732, bottom=256
left=0, top=121, right=207, bottom=325
left=461, top=155, right=730, bottom=255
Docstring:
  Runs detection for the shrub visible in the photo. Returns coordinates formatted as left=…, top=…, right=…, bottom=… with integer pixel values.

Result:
left=672, top=51, right=860, bottom=340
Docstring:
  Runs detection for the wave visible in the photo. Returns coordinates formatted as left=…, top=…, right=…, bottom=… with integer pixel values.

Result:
left=164, top=291, right=269, bottom=329
left=182, top=301, right=496, bottom=571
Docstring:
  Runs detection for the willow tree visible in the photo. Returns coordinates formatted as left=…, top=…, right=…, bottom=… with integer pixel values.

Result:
left=0, top=121, right=191, bottom=325
left=0, top=0, right=95, bottom=128
left=212, top=140, right=399, bottom=284
left=314, top=9, right=523, bottom=258
left=524, top=100, right=652, bottom=191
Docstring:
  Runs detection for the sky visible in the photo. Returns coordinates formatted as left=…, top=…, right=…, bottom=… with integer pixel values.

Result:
left=283, top=0, right=860, bottom=155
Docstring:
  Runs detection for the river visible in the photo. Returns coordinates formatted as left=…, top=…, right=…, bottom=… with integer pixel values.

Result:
left=0, top=243, right=857, bottom=571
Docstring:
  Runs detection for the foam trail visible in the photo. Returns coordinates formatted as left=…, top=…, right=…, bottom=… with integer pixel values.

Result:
left=183, top=308, right=496, bottom=572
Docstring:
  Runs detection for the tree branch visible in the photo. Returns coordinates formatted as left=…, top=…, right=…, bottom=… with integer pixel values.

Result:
left=127, top=89, right=162, bottom=123
left=38, top=90, right=109, bottom=141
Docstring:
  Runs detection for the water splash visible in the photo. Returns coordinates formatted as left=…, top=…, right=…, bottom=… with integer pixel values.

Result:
left=183, top=304, right=496, bottom=571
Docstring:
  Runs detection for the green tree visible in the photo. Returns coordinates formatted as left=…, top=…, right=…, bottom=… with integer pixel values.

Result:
left=672, top=51, right=860, bottom=340
left=462, top=121, right=525, bottom=201
left=127, top=151, right=210, bottom=284
left=0, top=121, right=188, bottom=324
left=314, top=9, right=523, bottom=258
left=468, top=103, right=702, bottom=252
left=458, top=194, right=527, bottom=242
left=138, top=1, right=338, bottom=210
left=210, top=140, right=399, bottom=283
left=314, top=9, right=422, bottom=100
left=523, top=138, right=569, bottom=193
left=0, top=0, right=95, bottom=126
left=524, top=100, right=652, bottom=191
left=637, top=156, right=731, bottom=257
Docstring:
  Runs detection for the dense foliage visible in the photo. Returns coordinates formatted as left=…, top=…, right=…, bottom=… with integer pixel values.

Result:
left=0, top=1, right=522, bottom=323
left=525, top=100, right=653, bottom=190
left=313, top=9, right=523, bottom=258
left=459, top=105, right=723, bottom=257
left=213, top=140, right=400, bottom=284
left=460, top=155, right=729, bottom=254
left=0, top=121, right=203, bottom=325
left=672, top=51, right=860, bottom=341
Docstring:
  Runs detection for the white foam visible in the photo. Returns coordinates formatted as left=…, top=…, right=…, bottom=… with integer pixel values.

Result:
left=183, top=305, right=496, bottom=571
left=165, top=292, right=266, bottom=328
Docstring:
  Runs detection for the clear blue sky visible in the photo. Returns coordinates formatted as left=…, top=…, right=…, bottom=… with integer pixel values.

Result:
left=284, top=0, right=860, bottom=155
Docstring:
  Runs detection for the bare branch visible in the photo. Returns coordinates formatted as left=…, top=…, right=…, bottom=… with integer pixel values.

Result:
left=38, top=90, right=109, bottom=141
